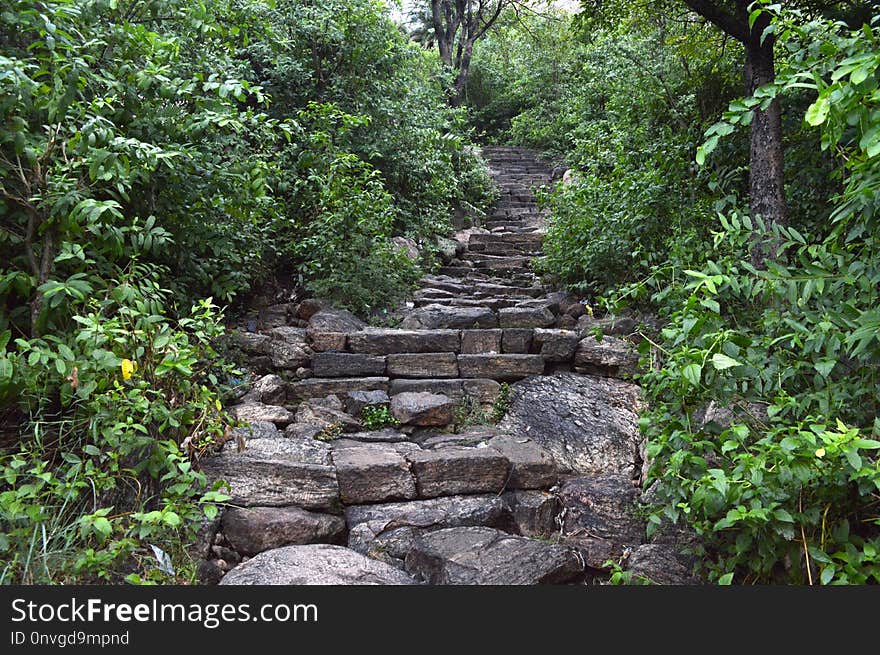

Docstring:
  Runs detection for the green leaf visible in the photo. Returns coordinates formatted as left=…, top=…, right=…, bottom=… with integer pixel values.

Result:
left=711, top=353, right=742, bottom=370
left=718, top=572, right=734, bottom=585
left=805, top=95, right=830, bottom=126
left=813, top=359, right=836, bottom=378
left=0, top=358, right=12, bottom=382
left=820, top=566, right=835, bottom=585
left=682, top=363, right=702, bottom=387
left=92, top=517, right=112, bottom=538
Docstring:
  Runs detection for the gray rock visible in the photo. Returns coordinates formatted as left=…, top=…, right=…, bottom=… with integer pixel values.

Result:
left=231, top=421, right=280, bottom=443
left=344, top=390, right=391, bottom=417
left=311, top=352, right=386, bottom=377
left=386, top=353, right=458, bottom=378
left=501, top=490, right=560, bottom=537
left=457, top=354, right=545, bottom=381
left=487, top=434, right=557, bottom=489
left=266, top=327, right=311, bottom=370
left=307, top=309, right=366, bottom=337
left=400, top=304, right=497, bottom=330
left=348, top=329, right=461, bottom=354
left=557, top=474, right=645, bottom=566
left=461, top=378, right=502, bottom=405
left=533, top=329, right=579, bottom=362
left=573, top=335, right=639, bottom=377
left=306, top=394, right=344, bottom=411
left=393, top=236, right=420, bottom=261
left=295, top=298, right=329, bottom=321
left=242, top=434, right=332, bottom=465
left=294, top=404, right=361, bottom=433
left=231, top=402, right=295, bottom=427
left=408, top=447, right=508, bottom=498
left=498, top=306, right=555, bottom=328
left=309, top=332, right=347, bottom=352
left=219, top=544, right=417, bottom=585
left=625, top=544, right=700, bottom=585
left=390, top=378, right=463, bottom=399
left=259, top=304, right=293, bottom=328
left=390, top=392, right=455, bottom=427
left=221, top=507, right=345, bottom=556
left=404, top=527, right=583, bottom=585
left=249, top=374, right=287, bottom=405
left=461, top=329, right=502, bottom=354
left=498, top=373, right=642, bottom=476
left=577, top=314, right=637, bottom=338
left=229, top=331, right=270, bottom=355
left=502, top=328, right=533, bottom=353
left=346, top=495, right=506, bottom=559
left=332, top=446, right=417, bottom=505
left=197, top=559, right=225, bottom=585
left=289, top=377, right=389, bottom=402
left=201, top=452, right=338, bottom=511
left=338, top=428, right=409, bottom=444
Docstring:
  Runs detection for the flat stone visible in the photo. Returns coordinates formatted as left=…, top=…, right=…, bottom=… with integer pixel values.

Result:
left=498, top=373, right=642, bottom=476
left=247, top=374, right=287, bottom=405
left=404, top=527, right=583, bottom=585
left=488, top=435, right=557, bottom=489
left=499, top=306, right=555, bottom=328
left=311, top=352, right=386, bottom=377
left=386, top=353, right=458, bottom=378
left=231, top=421, right=280, bottom=442
left=332, top=446, right=417, bottom=505
left=339, top=428, right=409, bottom=444
left=461, top=329, right=502, bottom=354
left=309, top=332, right=347, bottom=352
left=344, top=390, right=391, bottom=416
left=457, top=354, right=544, bottom=381
left=219, top=544, right=417, bottom=585
left=400, top=304, right=497, bottom=330
left=231, top=402, right=295, bottom=427
left=533, top=329, right=579, bottom=362
left=502, top=328, right=533, bottom=353
left=221, top=507, right=345, bottom=556
left=501, top=490, right=561, bottom=537
left=389, top=379, right=464, bottom=400
left=348, top=328, right=461, bottom=354
left=390, top=392, right=455, bottom=427
left=289, top=377, right=389, bottom=401
left=294, top=404, right=361, bottom=433
left=407, top=447, right=509, bottom=498
left=346, top=495, right=507, bottom=559
left=240, top=434, right=332, bottom=465
left=573, top=336, right=639, bottom=377
left=202, top=453, right=338, bottom=511
left=259, top=304, right=293, bottom=328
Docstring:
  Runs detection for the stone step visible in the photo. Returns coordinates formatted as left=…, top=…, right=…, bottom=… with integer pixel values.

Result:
left=289, top=377, right=390, bottom=401
left=348, top=328, right=462, bottom=354
left=457, top=354, right=545, bottom=380
left=413, top=297, right=520, bottom=311
left=399, top=304, right=498, bottom=330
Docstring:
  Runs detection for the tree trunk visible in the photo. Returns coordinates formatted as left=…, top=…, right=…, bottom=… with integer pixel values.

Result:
left=745, top=34, right=788, bottom=267
left=451, top=41, right=474, bottom=107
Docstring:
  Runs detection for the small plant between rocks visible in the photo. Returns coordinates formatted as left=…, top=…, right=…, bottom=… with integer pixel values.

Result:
left=360, top=405, right=400, bottom=431
left=314, top=423, right=344, bottom=442
left=490, top=383, right=512, bottom=423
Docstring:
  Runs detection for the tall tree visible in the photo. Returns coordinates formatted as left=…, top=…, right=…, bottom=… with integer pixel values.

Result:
left=429, top=0, right=508, bottom=105
left=682, top=1, right=786, bottom=266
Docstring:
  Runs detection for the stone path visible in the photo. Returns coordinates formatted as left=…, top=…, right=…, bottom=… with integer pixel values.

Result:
left=197, top=147, right=698, bottom=586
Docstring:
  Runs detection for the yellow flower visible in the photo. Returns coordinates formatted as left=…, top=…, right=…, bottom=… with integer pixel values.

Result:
left=121, top=359, right=136, bottom=380
left=815, top=448, right=826, bottom=458
left=215, top=398, right=222, bottom=412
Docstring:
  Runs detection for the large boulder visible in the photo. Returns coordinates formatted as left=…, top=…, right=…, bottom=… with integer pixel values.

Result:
left=573, top=335, right=639, bottom=377
left=498, top=373, right=642, bottom=476
left=624, top=544, right=701, bottom=585
left=219, top=544, right=417, bottom=585
left=307, top=309, right=366, bottom=337
left=221, top=507, right=345, bottom=556
left=404, top=527, right=583, bottom=585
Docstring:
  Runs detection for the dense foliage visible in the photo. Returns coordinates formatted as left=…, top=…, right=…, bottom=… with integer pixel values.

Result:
left=0, top=0, right=492, bottom=583
left=466, top=3, right=879, bottom=584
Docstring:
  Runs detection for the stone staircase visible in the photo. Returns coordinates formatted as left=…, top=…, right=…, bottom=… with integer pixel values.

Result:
left=196, top=147, right=695, bottom=586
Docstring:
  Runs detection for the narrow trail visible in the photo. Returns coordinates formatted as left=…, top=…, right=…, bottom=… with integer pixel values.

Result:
left=196, top=147, right=696, bottom=586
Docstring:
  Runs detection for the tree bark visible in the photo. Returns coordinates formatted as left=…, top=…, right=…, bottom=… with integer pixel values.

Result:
left=744, top=32, right=788, bottom=267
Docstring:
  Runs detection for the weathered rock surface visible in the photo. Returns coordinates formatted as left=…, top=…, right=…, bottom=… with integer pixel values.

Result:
left=220, top=544, right=417, bottom=585
left=289, top=377, right=389, bottom=401
left=231, top=402, right=295, bottom=427
left=498, top=373, right=642, bottom=476
left=390, top=392, right=455, bottom=426
left=221, top=507, right=345, bottom=556
left=501, top=491, right=560, bottom=537
left=386, top=353, right=458, bottom=378
left=457, top=354, right=544, bottom=381
left=487, top=434, right=556, bottom=489
left=266, top=327, right=311, bottom=370
left=307, top=309, right=366, bottom=336
left=348, top=329, right=461, bottom=354
left=400, top=304, right=497, bottom=330
left=498, top=306, right=555, bottom=328
left=311, top=352, right=386, bottom=377
left=332, top=446, right=417, bottom=505
left=533, top=329, right=579, bottom=362
left=625, top=544, right=700, bottom=585
left=404, top=527, right=583, bottom=585
left=344, top=389, right=391, bottom=416
left=573, top=335, right=639, bottom=377
left=408, top=448, right=508, bottom=497
left=461, top=329, right=502, bottom=354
